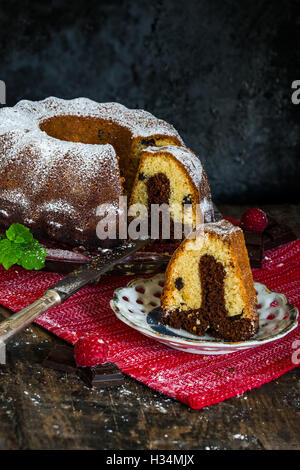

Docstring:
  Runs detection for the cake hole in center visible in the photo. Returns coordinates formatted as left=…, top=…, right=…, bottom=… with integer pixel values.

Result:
left=40, top=115, right=135, bottom=193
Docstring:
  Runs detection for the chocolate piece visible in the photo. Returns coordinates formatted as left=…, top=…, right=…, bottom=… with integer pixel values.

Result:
left=175, top=277, right=184, bottom=290
left=246, top=246, right=264, bottom=268
left=138, top=172, right=146, bottom=181
left=182, top=194, right=193, bottom=205
left=43, top=345, right=124, bottom=388
left=140, top=138, right=155, bottom=146
left=263, top=221, right=296, bottom=251
left=244, top=231, right=264, bottom=268
left=43, top=344, right=77, bottom=375
left=77, top=363, right=124, bottom=388
left=246, top=247, right=264, bottom=268
left=242, top=217, right=296, bottom=268
left=243, top=230, right=264, bottom=246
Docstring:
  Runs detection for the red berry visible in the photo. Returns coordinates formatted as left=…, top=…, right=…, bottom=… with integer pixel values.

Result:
left=74, top=333, right=109, bottom=367
left=240, top=208, right=268, bottom=232
left=222, top=216, right=241, bottom=227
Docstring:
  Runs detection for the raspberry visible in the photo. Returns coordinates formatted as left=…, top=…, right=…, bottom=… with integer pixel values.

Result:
left=222, top=216, right=241, bottom=227
left=240, top=208, right=268, bottom=232
left=74, top=333, right=109, bottom=367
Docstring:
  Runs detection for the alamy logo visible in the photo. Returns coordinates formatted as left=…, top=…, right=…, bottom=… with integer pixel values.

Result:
left=0, top=81, right=5, bottom=105
left=291, top=80, right=300, bottom=104
left=95, top=196, right=205, bottom=246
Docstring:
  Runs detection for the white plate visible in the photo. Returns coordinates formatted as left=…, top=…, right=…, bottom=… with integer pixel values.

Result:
left=110, top=274, right=298, bottom=355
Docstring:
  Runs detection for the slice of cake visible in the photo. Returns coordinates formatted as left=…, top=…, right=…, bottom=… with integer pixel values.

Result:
left=161, top=220, right=258, bottom=341
left=129, top=145, right=214, bottom=238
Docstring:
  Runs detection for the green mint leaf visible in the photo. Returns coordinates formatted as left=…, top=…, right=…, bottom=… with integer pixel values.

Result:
left=0, top=224, right=47, bottom=271
left=6, top=223, right=34, bottom=244
left=0, top=239, right=23, bottom=270
left=18, top=240, right=47, bottom=271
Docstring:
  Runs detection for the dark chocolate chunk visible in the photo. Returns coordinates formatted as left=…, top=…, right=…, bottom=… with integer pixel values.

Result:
left=77, top=363, right=124, bottom=388
left=182, top=194, right=193, bottom=205
left=246, top=244, right=264, bottom=268
left=140, top=138, right=155, bottom=146
left=263, top=222, right=296, bottom=251
left=138, top=172, right=147, bottom=181
left=43, top=345, right=124, bottom=389
left=243, top=230, right=264, bottom=246
left=244, top=230, right=264, bottom=268
left=43, top=344, right=77, bottom=375
left=175, top=277, right=184, bottom=290
left=98, top=129, right=105, bottom=139
left=242, top=216, right=296, bottom=268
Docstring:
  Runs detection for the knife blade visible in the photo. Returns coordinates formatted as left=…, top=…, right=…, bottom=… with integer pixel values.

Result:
left=0, top=238, right=150, bottom=363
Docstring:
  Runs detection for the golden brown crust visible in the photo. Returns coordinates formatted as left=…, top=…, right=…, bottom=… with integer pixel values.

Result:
left=225, top=228, right=257, bottom=322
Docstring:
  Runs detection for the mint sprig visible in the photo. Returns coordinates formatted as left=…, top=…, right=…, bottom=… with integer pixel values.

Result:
left=0, top=223, right=47, bottom=270
left=6, top=223, right=34, bottom=244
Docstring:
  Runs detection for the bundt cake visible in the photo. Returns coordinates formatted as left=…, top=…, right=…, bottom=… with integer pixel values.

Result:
left=161, top=220, right=258, bottom=341
left=0, top=97, right=183, bottom=247
left=129, top=146, right=214, bottom=238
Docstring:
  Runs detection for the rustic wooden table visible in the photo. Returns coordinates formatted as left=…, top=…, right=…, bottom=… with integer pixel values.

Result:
left=0, top=204, right=299, bottom=450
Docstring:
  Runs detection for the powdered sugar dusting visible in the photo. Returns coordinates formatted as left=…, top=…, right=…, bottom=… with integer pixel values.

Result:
left=145, top=145, right=203, bottom=189
left=42, top=200, right=77, bottom=215
left=0, top=98, right=182, bottom=188
left=203, top=219, right=242, bottom=237
left=200, top=198, right=214, bottom=221
left=11, top=97, right=182, bottom=140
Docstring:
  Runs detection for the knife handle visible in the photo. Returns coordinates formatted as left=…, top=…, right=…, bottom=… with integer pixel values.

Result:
left=0, top=289, right=62, bottom=344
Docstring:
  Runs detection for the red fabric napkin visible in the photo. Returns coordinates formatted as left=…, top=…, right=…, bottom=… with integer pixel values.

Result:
left=0, top=240, right=299, bottom=409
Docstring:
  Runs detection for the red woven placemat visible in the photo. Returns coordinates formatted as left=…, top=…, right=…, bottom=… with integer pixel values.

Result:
left=0, top=240, right=299, bottom=409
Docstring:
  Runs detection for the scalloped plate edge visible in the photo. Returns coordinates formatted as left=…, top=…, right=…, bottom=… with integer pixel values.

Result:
left=110, top=275, right=298, bottom=354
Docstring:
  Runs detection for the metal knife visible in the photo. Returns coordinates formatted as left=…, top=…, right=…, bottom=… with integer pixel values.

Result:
left=0, top=238, right=150, bottom=364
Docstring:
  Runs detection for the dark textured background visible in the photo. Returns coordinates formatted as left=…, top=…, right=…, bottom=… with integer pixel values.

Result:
left=0, top=0, right=299, bottom=204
